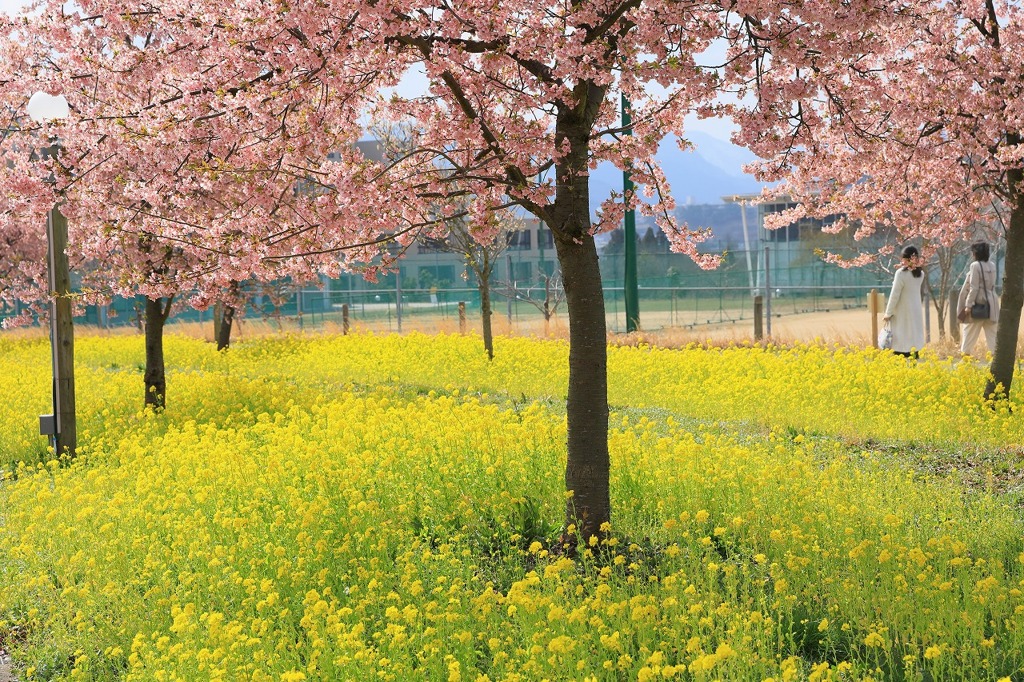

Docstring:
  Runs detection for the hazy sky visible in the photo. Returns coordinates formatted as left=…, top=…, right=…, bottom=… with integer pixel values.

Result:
left=386, top=65, right=736, bottom=142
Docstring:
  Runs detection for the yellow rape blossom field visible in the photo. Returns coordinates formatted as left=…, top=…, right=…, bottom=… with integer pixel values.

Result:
left=1, top=332, right=1023, bottom=681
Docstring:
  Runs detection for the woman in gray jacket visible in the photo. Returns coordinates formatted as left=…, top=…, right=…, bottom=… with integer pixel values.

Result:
left=958, top=241, right=999, bottom=356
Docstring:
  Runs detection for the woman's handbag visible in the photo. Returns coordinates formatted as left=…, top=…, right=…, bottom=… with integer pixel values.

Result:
left=878, top=321, right=893, bottom=350
left=970, top=265, right=991, bottom=320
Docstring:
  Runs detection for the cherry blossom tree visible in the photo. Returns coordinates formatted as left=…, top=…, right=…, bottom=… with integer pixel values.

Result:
left=0, top=1, right=735, bottom=542
left=730, top=0, right=1024, bottom=399
left=0, top=18, right=348, bottom=408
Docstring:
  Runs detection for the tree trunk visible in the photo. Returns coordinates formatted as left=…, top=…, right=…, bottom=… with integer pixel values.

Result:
left=479, top=280, right=494, bottom=361
left=553, top=230, right=610, bottom=544
left=543, top=282, right=552, bottom=336
left=948, top=290, right=961, bottom=344
left=216, top=303, right=235, bottom=351
left=986, top=187, right=1024, bottom=400
left=550, top=105, right=611, bottom=545
left=144, top=296, right=173, bottom=410
left=213, top=301, right=223, bottom=344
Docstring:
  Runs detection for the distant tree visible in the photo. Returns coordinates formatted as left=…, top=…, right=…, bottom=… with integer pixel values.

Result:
left=499, top=271, right=566, bottom=336
left=443, top=213, right=519, bottom=360
left=640, top=227, right=659, bottom=253
left=603, top=228, right=626, bottom=257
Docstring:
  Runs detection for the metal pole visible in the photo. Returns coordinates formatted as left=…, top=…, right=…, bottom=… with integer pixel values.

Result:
left=396, top=269, right=403, bottom=333
left=538, top=220, right=546, bottom=279
left=507, top=254, right=514, bottom=324
left=764, top=245, right=772, bottom=338
left=739, top=201, right=754, bottom=295
left=622, top=94, right=640, bottom=332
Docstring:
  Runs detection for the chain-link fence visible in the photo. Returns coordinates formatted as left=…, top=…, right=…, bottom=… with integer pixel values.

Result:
left=1, top=245, right=990, bottom=337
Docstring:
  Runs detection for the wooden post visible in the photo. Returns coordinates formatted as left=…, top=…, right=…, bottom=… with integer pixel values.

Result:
left=342, top=303, right=350, bottom=335
left=48, top=205, right=76, bottom=457
left=754, top=295, right=764, bottom=340
left=458, top=301, right=467, bottom=334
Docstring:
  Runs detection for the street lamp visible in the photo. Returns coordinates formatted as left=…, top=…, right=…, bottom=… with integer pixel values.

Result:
left=27, top=91, right=76, bottom=458
left=722, top=194, right=757, bottom=297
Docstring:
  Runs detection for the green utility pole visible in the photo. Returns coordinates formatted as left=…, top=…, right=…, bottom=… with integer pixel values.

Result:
left=622, top=94, right=640, bottom=332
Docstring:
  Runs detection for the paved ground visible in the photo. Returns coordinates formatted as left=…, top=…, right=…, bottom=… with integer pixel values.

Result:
left=0, top=650, right=13, bottom=682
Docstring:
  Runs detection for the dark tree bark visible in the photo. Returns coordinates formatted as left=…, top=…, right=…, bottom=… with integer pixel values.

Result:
left=553, top=231, right=610, bottom=544
left=550, top=99, right=610, bottom=544
left=144, top=295, right=174, bottom=409
left=986, top=175, right=1024, bottom=400
left=213, top=301, right=223, bottom=344
left=216, top=303, right=235, bottom=351
left=479, top=277, right=494, bottom=361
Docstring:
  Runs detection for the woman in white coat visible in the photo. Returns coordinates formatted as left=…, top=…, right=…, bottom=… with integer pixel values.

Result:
left=957, top=241, right=999, bottom=356
left=882, top=245, right=926, bottom=358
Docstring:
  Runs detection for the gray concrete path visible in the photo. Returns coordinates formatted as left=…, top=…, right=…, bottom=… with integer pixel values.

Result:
left=0, top=649, right=12, bottom=682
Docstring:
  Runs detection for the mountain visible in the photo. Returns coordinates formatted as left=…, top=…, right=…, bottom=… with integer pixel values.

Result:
left=589, top=131, right=763, bottom=214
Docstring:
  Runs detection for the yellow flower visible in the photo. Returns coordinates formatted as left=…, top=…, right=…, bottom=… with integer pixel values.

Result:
left=863, top=632, right=885, bottom=648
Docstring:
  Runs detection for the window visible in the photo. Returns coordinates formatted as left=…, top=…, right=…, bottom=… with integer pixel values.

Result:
left=761, top=202, right=801, bottom=242
left=507, top=229, right=532, bottom=250
left=417, top=237, right=448, bottom=254
left=417, top=265, right=456, bottom=288
left=537, top=226, right=554, bottom=249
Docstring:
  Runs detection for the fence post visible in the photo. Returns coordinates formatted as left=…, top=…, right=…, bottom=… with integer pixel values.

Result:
left=45, top=205, right=76, bottom=458
left=342, top=303, right=350, bottom=335
left=754, top=295, right=764, bottom=341
left=458, top=301, right=467, bottom=334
